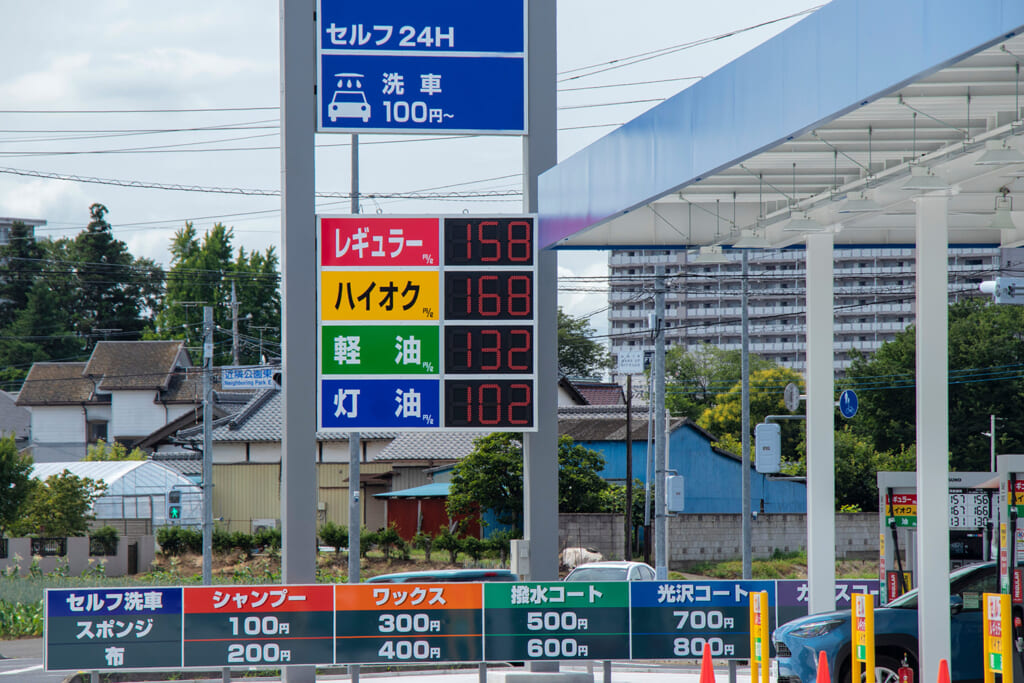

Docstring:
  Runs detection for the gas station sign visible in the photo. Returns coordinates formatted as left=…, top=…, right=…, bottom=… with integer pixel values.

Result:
left=482, top=582, right=630, bottom=661
left=317, top=215, right=538, bottom=432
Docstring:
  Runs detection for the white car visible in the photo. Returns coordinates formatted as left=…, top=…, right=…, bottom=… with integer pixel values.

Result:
left=329, top=90, right=371, bottom=123
left=563, top=560, right=656, bottom=582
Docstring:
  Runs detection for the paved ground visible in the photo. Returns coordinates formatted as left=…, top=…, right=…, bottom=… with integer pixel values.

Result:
left=2, top=638, right=755, bottom=683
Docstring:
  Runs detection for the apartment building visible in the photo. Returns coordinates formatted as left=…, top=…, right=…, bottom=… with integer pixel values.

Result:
left=608, top=245, right=1005, bottom=374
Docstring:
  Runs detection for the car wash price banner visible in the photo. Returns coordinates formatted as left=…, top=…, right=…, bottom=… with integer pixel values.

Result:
left=45, top=579, right=881, bottom=672
left=316, top=0, right=526, bottom=134
left=317, top=215, right=538, bottom=432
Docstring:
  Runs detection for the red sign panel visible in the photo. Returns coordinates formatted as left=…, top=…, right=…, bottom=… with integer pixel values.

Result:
left=321, top=217, right=439, bottom=267
left=184, top=585, right=334, bottom=614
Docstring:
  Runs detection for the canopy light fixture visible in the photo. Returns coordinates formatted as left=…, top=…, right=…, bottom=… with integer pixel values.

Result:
left=692, top=245, right=730, bottom=264
left=783, top=211, right=827, bottom=232
left=901, top=164, right=950, bottom=192
left=838, top=190, right=882, bottom=214
left=989, top=188, right=1017, bottom=230
left=975, top=138, right=1024, bottom=166
left=732, top=229, right=773, bottom=249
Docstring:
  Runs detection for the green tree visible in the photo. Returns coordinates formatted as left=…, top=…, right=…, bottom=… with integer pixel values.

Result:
left=665, top=344, right=776, bottom=420
left=150, top=223, right=280, bottom=365
left=84, top=440, right=147, bottom=461
left=447, top=433, right=610, bottom=531
left=0, top=221, right=45, bottom=329
left=68, top=204, right=163, bottom=348
left=10, top=470, right=106, bottom=537
left=844, top=298, right=1024, bottom=470
left=697, top=366, right=805, bottom=462
left=558, top=307, right=609, bottom=377
left=0, top=434, right=33, bottom=536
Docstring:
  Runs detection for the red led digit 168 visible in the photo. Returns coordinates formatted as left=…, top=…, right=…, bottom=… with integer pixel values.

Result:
left=444, top=272, right=532, bottom=320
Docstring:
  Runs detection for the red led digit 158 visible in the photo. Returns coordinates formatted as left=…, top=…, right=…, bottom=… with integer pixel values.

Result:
left=443, top=380, right=533, bottom=428
left=444, top=271, right=532, bottom=320
left=443, top=218, right=534, bottom=266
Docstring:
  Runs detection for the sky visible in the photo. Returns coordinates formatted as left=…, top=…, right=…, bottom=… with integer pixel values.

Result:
left=0, top=0, right=821, bottom=340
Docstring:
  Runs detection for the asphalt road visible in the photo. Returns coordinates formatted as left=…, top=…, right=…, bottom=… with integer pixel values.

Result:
left=0, top=639, right=66, bottom=683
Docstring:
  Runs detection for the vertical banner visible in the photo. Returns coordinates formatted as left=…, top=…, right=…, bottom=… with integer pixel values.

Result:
left=749, top=591, right=770, bottom=683
left=984, top=592, right=1012, bottom=683
left=852, top=593, right=875, bottom=683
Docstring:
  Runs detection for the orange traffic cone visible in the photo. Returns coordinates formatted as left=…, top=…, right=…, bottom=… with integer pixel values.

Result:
left=699, top=645, right=716, bottom=683
left=816, top=651, right=831, bottom=683
left=936, top=659, right=950, bottom=683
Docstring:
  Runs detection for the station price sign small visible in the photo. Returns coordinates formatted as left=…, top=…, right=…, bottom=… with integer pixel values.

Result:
left=334, top=583, right=483, bottom=663
left=630, top=580, right=774, bottom=660
left=182, top=585, right=334, bottom=667
left=483, top=582, right=630, bottom=661
left=317, top=215, right=538, bottom=432
left=316, top=0, right=526, bottom=134
left=45, top=587, right=183, bottom=671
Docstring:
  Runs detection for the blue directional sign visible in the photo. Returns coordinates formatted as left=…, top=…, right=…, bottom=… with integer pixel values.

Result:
left=839, top=389, right=859, bottom=419
left=316, top=0, right=526, bottom=134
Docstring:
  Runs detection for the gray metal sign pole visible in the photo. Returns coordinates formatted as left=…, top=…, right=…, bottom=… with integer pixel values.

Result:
left=202, top=306, right=214, bottom=586
left=280, top=0, right=317, bottom=681
left=522, top=0, right=558, bottom=587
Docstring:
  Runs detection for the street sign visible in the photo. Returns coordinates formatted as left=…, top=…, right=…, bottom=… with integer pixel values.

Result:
left=483, top=582, right=630, bottom=661
left=45, top=587, right=184, bottom=671
left=783, top=382, right=801, bottom=412
left=838, top=389, right=858, bottom=419
left=334, top=583, right=484, bottom=663
left=617, top=348, right=644, bottom=375
left=220, top=366, right=276, bottom=390
left=317, top=215, right=538, bottom=432
left=183, top=585, right=335, bottom=667
left=316, top=0, right=526, bottom=134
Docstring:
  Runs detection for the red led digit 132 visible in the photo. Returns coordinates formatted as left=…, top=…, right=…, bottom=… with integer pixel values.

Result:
left=444, top=325, right=533, bottom=374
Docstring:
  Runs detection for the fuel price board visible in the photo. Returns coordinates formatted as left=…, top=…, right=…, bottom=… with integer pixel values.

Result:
left=317, top=215, right=538, bottom=432
left=334, top=583, right=483, bottom=663
left=630, top=581, right=775, bottom=660
left=182, top=585, right=334, bottom=668
left=483, top=582, right=630, bottom=661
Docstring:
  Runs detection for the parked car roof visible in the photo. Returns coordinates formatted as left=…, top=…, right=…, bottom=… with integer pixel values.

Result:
left=365, top=568, right=517, bottom=583
left=563, top=561, right=656, bottom=582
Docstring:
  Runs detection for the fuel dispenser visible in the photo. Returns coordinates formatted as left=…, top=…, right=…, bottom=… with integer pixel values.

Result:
left=877, top=471, right=994, bottom=604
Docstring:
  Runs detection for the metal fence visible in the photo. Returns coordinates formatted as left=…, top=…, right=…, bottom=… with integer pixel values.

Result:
left=30, top=537, right=67, bottom=557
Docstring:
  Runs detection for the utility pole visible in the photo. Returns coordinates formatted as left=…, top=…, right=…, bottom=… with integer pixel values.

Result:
left=202, top=306, right=214, bottom=586
left=741, top=250, right=751, bottom=580
left=653, top=267, right=667, bottom=579
left=230, top=281, right=240, bottom=367
left=348, top=131, right=362, bottom=683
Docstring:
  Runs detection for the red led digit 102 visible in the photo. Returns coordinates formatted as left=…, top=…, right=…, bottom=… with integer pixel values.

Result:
left=443, top=218, right=534, bottom=266
left=444, top=326, right=532, bottom=374
left=444, top=272, right=532, bottom=320
left=443, top=380, right=533, bottom=428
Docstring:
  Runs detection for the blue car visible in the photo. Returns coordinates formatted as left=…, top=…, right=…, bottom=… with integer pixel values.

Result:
left=772, top=562, right=1000, bottom=683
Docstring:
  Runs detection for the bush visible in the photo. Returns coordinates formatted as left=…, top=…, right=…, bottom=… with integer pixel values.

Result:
left=89, top=526, right=119, bottom=556
left=462, top=536, right=484, bottom=562
left=412, top=531, right=434, bottom=561
left=485, top=528, right=519, bottom=565
left=376, top=524, right=403, bottom=561
left=434, top=528, right=461, bottom=564
left=253, top=527, right=281, bottom=550
left=318, top=521, right=348, bottom=555
left=359, top=527, right=377, bottom=558
left=156, top=527, right=202, bottom=555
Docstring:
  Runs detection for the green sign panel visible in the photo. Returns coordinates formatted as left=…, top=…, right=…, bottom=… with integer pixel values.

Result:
left=483, top=582, right=630, bottom=661
left=321, top=324, right=439, bottom=375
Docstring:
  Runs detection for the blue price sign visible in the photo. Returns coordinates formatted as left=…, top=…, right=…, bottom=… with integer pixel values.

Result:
left=320, top=378, right=441, bottom=429
left=316, top=0, right=525, bottom=134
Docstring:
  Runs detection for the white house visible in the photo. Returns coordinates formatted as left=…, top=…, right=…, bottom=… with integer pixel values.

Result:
left=17, top=341, right=206, bottom=461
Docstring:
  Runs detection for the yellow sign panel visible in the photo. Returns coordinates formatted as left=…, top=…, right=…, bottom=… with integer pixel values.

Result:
left=321, top=271, right=439, bottom=322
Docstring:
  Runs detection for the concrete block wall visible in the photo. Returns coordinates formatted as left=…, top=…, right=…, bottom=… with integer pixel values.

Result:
left=668, top=512, right=878, bottom=567
left=0, top=536, right=156, bottom=577
left=559, top=513, right=626, bottom=560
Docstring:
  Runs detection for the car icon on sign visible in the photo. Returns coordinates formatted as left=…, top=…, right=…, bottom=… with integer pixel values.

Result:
left=329, top=73, right=371, bottom=123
